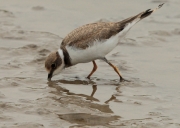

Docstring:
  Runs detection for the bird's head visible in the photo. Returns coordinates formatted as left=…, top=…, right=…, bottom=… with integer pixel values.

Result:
left=45, top=50, right=65, bottom=81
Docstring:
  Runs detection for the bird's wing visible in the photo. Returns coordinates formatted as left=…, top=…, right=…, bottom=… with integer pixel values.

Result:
left=61, top=22, right=122, bottom=49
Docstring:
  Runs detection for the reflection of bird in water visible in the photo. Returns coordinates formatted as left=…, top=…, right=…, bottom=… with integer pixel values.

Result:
left=86, top=85, right=98, bottom=101
left=47, top=79, right=117, bottom=104
left=47, top=80, right=99, bottom=102
left=47, top=80, right=116, bottom=113
left=105, top=95, right=116, bottom=104
left=45, top=4, right=164, bottom=82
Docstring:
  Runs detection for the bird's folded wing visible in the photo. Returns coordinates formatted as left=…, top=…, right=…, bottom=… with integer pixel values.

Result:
left=61, top=22, right=122, bottom=49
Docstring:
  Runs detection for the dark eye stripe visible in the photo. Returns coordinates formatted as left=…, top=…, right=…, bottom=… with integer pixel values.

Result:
left=51, top=63, right=56, bottom=68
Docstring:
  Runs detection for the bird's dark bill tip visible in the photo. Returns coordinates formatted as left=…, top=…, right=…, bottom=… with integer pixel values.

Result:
left=48, top=73, right=52, bottom=81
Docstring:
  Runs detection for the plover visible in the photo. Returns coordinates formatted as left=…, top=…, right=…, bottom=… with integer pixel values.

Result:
left=45, top=4, right=164, bottom=81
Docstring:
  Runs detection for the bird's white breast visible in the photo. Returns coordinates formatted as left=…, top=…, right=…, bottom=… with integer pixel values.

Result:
left=66, top=34, right=119, bottom=65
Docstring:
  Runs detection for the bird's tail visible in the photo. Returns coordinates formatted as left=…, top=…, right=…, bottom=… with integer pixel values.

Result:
left=116, top=3, right=164, bottom=35
left=140, top=3, right=164, bottom=19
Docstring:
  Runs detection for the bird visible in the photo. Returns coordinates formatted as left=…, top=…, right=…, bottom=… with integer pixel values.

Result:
left=45, top=4, right=164, bottom=82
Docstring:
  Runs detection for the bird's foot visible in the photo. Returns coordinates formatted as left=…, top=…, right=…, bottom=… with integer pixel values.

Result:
left=120, top=77, right=130, bottom=82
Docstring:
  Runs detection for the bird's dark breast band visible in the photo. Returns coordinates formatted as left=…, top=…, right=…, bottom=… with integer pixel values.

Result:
left=61, top=46, right=72, bottom=67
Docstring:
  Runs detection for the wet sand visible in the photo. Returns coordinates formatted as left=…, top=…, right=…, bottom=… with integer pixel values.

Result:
left=0, top=0, right=180, bottom=127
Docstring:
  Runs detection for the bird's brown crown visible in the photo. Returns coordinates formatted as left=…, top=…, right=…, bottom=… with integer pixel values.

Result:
left=45, top=51, right=62, bottom=73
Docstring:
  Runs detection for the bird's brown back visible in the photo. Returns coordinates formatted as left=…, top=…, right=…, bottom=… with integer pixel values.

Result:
left=61, top=22, right=123, bottom=49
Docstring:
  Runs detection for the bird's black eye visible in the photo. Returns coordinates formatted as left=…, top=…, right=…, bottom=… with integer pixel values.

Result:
left=51, top=63, right=56, bottom=69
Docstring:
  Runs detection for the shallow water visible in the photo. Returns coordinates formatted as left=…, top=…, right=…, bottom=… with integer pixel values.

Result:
left=0, top=0, right=180, bottom=127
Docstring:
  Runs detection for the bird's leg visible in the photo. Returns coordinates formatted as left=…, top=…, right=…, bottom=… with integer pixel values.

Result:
left=108, top=62, right=125, bottom=82
left=87, top=61, right=97, bottom=79
left=102, top=57, right=128, bottom=82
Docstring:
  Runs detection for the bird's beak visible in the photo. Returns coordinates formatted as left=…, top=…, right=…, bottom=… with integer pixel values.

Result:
left=48, top=73, right=52, bottom=81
